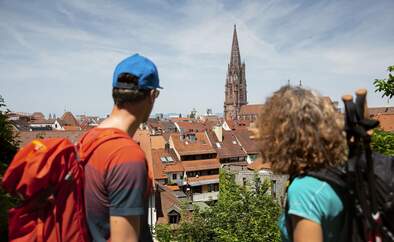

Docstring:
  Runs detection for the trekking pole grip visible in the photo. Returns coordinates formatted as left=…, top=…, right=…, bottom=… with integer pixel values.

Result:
left=355, top=88, right=367, bottom=121
left=342, top=95, right=356, bottom=129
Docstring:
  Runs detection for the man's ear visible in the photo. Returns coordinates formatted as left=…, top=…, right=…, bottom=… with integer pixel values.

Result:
left=149, top=89, right=156, bottom=103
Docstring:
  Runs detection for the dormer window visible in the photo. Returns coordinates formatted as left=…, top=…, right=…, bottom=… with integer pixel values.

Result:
left=160, top=156, right=174, bottom=163
left=168, top=210, right=181, bottom=224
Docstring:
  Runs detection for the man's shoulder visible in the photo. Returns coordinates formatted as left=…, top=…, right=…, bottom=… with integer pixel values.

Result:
left=104, top=137, right=145, bottom=160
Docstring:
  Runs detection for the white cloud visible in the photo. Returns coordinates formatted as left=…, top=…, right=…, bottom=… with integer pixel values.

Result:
left=0, top=0, right=393, bottom=117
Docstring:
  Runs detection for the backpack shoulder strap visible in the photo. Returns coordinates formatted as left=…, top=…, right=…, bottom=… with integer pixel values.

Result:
left=285, top=167, right=353, bottom=242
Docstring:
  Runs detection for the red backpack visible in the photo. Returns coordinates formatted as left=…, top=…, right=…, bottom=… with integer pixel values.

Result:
left=2, top=137, right=90, bottom=242
left=2, top=130, right=130, bottom=242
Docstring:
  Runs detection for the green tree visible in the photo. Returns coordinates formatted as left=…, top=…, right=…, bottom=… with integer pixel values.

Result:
left=155, top=224, right=174, bottom=242
left=0, top=95, right=20, bottom=241
left=371, top=66, right=394, bottom=156
left=374, top=65, right=394, bottom=102
left=0, top=96, right=19, bottom=164
left=156, top=170, right=281, bottom=242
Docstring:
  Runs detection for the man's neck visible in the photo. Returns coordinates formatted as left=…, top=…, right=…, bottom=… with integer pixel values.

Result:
left=98, top=106, right=141, bottom=137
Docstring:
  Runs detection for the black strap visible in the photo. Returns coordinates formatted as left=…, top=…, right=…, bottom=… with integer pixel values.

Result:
left=284, top=176, right=296, bottom=242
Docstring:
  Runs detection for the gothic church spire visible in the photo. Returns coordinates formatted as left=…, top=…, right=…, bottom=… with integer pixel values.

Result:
left=230, top=25, right=241, bottom=68
left=224, top=25, right=247, bottom=121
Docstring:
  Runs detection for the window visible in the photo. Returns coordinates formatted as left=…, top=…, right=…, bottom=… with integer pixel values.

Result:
left=172, top=174, right=177, bottom=180
left=255, top=177, right=261, bottom=193
left=271, top=180, right=277, bottom=198
left=166, top=156, right=174, bottom=162
left=242, top=177, right=247, bottom=186
left=213, top=184, right=219, bottom=191
left=160, top=156, right=174, bottom=163
left=168, top=210, right=181, bottom=224
left=208, top=184, right=212, bottom=192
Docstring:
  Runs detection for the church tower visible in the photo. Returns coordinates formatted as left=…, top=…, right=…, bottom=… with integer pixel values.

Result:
left=224, top=25, right=247, bottom=121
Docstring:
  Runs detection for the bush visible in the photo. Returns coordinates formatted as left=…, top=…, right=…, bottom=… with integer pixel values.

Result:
left=156, top=170, right=281, bottom=242
left=0, top=95, right=19, bottom=241
left=371, top=129, right=394, bottom=156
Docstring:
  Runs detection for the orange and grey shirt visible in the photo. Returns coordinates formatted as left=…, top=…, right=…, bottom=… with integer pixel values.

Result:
left=80, top=128, right=152, bottom=242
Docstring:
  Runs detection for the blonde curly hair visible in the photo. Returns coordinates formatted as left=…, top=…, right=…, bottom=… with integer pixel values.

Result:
left=258, top=86, right=347, bottom=175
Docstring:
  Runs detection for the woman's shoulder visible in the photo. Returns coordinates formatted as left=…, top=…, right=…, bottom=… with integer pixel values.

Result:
left=290, top=175, right=329, bottom=191
left=289, top=175, right=340, bottom=200
left=288, top=175, right=344, bottom=218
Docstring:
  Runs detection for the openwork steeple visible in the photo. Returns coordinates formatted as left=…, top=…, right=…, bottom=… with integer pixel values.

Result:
left=230, top=25, right=241, bottom=68
left=224, top=25, right=247, bottom=121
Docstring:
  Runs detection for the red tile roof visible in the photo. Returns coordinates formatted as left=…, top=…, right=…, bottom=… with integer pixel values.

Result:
left=133, top=130, right=154, bottom=182
left=175, top=121, right=207, bottom=133
left=150, top=149, right=167, bottom=180
left=224, top=119, right=251, bottom=130
left=163, top=163, right=184, bottom=173
left=165, top=185, right=180, bottom=191
left=368, top=106, right=394, bottom=116
left=181, top=158, right=220, bottom=171
left=156, top=189, right=181, bottom=225
left=247, top=159, right=272, bottom=171
left=170, top=132, right=216, bottom=156
left=63, top=125, right=81, bottom=131
left=187, top=174, right=219, bottom=186
left=61, top=112, right=80, bottom=127
left=239, top=104, right=264, bottom=115
left=170, top=117, right=194, bottom=122
left=31, top=112, right=45, bottom=120
left=207, top=130, right=247, bottom=159
left=151, top=148, right=182, bottom=179
left=17, top=130, right=85, bottom=147
left=151, top=135, right=167, bottom=149
left=233, top=129, right=260, bottom=154
left=29, top=119, right=55, bottom=125
left=375, top=113, right=394, bottom=132
left=203, top=119, right=222, bottom=130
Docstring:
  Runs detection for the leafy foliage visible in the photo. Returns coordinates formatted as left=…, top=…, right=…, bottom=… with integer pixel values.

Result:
left=0, top=95, right=19, bottom=241
left=156, top=170, right=281, bottom=242
left=155, top=224, right=174, bottom=242
left=373, top=65, right=394, bottom=101
left=0, top=96, right=19, bottom=164
left=371, top=129, right=394, bottom=156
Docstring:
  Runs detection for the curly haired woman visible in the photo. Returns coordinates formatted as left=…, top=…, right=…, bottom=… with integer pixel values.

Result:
left=258, top=86, right=347, bottom=242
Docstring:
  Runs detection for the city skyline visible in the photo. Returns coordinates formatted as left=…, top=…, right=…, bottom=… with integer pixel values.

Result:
left=1, top=0, right=394, bottom=117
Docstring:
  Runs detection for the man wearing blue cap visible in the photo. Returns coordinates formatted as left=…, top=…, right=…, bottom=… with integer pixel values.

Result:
left=80, top=54, right=162, bottom=242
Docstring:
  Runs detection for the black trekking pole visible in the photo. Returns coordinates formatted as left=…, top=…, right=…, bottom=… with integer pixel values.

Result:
left=343, top=94, right=372, bottom=241
left=355, top=89, right=382, bottom=242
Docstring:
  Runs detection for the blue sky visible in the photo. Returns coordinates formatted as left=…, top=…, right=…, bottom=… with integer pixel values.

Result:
left=1, top=0, right=393, bottom=117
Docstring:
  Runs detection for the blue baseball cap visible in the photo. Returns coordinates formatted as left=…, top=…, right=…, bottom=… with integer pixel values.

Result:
left=112, top=54, right=163, bottom=89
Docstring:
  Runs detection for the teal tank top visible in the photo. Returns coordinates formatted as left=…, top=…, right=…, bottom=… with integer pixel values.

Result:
left=278, top=176, right=346, bottom=242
